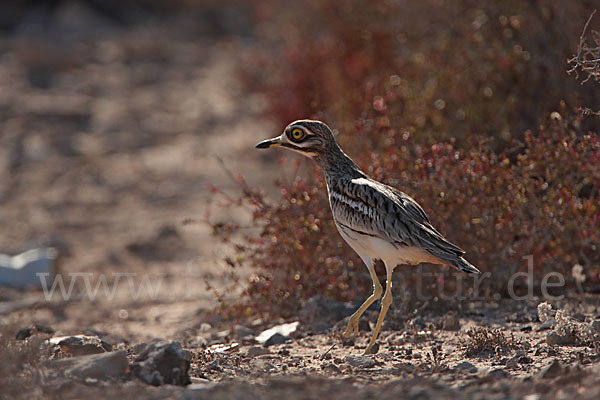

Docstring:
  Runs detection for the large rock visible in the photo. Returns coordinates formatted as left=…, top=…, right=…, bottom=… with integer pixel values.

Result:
left=43, top=350, right=128, bottom=383
left=131, top=341, right=191, bottom=386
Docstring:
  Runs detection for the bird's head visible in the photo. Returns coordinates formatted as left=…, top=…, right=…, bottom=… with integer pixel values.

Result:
left=255, top=120, right=337, bottom=159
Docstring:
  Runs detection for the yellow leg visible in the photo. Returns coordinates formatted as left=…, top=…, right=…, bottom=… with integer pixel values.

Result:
left=343, top=258, right=382, bottom=338
left=364, top=265, right=394, bottom=354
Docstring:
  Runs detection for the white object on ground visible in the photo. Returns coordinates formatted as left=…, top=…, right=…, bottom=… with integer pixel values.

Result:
left=255, top=321, right=299, bottom=344
left=0, top=247, right=57, bottom=287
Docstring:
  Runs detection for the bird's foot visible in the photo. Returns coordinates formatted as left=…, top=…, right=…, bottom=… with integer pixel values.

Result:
left=363, top=341, right=380, bottom=355
left=342, top=317, right=359, bottom=338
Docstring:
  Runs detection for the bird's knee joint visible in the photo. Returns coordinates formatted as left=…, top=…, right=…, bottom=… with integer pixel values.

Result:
left=382, top=293, right=393, bottom=307
left=373, top=284, right=383, bottom=298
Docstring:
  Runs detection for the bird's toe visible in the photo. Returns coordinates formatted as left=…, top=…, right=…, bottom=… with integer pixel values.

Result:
left=343, top=318, right=359, bottom=338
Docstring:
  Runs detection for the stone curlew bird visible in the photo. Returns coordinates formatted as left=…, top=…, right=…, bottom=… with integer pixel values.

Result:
left=256, top=120, right=480, bottom=354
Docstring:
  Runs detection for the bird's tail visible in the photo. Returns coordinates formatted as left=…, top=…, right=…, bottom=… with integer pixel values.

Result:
left=453, top=257, right=480, bottom=274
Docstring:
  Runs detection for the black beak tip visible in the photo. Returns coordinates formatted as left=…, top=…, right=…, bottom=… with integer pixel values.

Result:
left=255, top=141, right=271, bottom=149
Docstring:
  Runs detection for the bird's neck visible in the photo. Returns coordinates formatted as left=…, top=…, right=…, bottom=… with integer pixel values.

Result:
left=315, top=144, right=366, bottom=183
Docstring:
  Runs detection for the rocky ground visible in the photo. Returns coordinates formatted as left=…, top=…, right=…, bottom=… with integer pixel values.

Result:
left=3, top=294, right=600, bottom=399
left=1, top=2, right=600, bottom=399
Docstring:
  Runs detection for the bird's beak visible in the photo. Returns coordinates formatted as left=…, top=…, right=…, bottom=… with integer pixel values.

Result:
left=255, top=136, right=282, bottom=149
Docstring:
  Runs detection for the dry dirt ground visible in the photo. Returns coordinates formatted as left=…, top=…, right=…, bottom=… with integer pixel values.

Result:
left=1, top=2, right=600, bottom=399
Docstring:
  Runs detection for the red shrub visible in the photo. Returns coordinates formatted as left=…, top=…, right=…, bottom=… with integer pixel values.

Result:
left=242, top=0, right=599, bottom=146
left=208, top=1, right=600, bottom=318
left=208, top=114, right=599, bottom=318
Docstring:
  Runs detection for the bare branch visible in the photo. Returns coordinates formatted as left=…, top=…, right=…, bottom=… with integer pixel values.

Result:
left=567, top=10, right=600, bottom=84
left=579, top=106, right=600, bottom=116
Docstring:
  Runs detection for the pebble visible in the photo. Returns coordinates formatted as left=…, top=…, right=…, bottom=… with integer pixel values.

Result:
left=255, top=322, right=298, bottom=344
left=441, top=313, right=460, bottom=331
left=487, top=368, right=508, bottom=379
left=537, top=302, right=555, bottom=323
left=247, top=346, right=271, bottom=357
left=344, top=355, right=377, bottom=368
left=518, top=356, right=533, bottom=364
left=456, top=361, right=478, bottom=373
left=207, top=359, right=223, bottom=372
left=250, top=359, right=274, bottom=371
left=15, top=324, right=54, bottom=340
left=49, top=335, right=112, bottom=356
left=546, top=330, right=576, bottom=346
left=234, top=325, right=256, bottom=342
left=505, top=357, right=519, bottom=370
left=207, top=342, right=239, bottom=353
left=590, top=320, right=600, bottom=334
left=265, top=332, right=289, bottom=347
left=538, top=359, right=564, bottom=379
left=321, top=362, right=342, bottom=373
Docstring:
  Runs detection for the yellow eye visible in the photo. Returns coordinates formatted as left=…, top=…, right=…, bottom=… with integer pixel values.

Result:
left=290, top=128, right=306, bottom=141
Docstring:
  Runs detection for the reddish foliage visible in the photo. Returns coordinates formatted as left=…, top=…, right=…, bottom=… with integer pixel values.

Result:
left=209, top=115, right=599, bottom=318
left=208, top=1, right=600, bottom=318
left=242, top=0, right=599, bottom=146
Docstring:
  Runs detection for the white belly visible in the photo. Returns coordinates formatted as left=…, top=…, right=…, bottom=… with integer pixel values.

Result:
left=334, top=221, right=445, bottom=268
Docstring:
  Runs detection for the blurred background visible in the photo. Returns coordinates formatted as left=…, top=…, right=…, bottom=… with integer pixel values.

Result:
left=0, top=0, right=599, bottom=335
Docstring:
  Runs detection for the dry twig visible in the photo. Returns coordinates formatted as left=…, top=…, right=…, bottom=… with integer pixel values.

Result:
left=567, top=10, right=600, bottom=84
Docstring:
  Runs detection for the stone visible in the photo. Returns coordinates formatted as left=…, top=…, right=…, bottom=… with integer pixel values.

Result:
left=487, top=368, right=508, bottom=379
left=537, top=302, right=555, bottom=323
left=538, top=321, right=555, bottom=331
left=441, top=318, right=459, bottom=332
left=344, top=355, right=377, bottom=368
left=441, top=312, right=460, bottom=331
left=207, top=359, right=222, bottom=372
left=298, top=295, right=356, bottom=333
left=207, top=342, right=239, bottom=354
left=538, top=359, right=564, bottom=379
left=264, top=332, right=289, bottom=347
left=49, top=335, right=112, bottom=356
left=321, top=362, right=341, bottom=373
left=546, top=329, right=576, bottom=346
left=44, top=350, right=128, bottom=382
left=233, top=325, right=255, bottom=342
left=505, top=357, right=519, bottom=370
left=249, top=359, right=274, bottom=371
left=456, top=361, right=478, bottom=373
left=247, top=346, right=270, bottom=357
left=590, top=320, right=600, bottom=334
left=15, top=324, right=54, bottom=340
left=131, top=341, right=191, bottom=386
left=255, top=322, right=298, bottom=344
left=518, top=356, right=533, bottom=364
left=185, top=380, right=220, bottom=392
left=365, top=342, right=380, bottom=355
left=126, top=226, right=190, bottom=262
